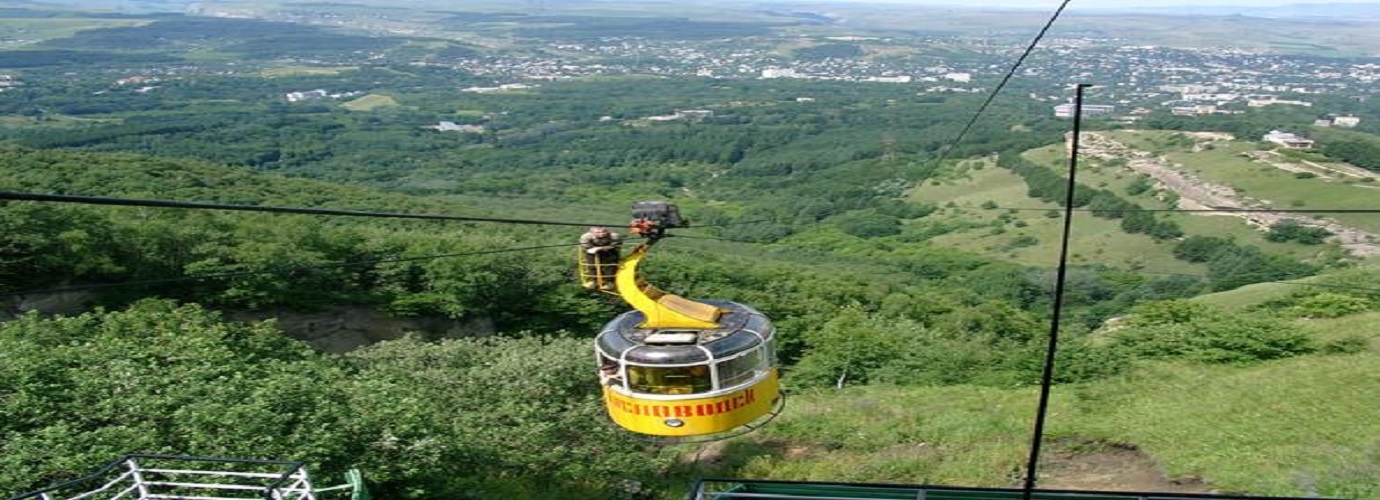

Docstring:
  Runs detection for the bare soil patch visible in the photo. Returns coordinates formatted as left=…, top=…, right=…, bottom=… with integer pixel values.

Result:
left=1037, top=439, right=1214, bottom=494
left=1081, top=131, right=1380, bottom=257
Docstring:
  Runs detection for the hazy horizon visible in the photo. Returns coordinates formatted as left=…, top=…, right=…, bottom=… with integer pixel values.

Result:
left=761, top=0, right=1380, bottom=8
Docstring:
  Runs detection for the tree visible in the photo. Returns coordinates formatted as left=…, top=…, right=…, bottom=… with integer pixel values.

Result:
left=0, top=202, right=123, bottom=288
left=1111, top=301, right=1314, bottom=364
left=1173, top=235, right=1232, bottom=263
left=0, top=301, right=359, bottom=495
left=0, top=301, right=664, bottom=499
left=791, top=307, right=911, bottom=388
left=1206, top=245, right=1319, bottom=291
left=1147, top=219, right=1184, bottom=240
left=1266, top=220, right=1332, bottom=245
left=1119, top=210, right=1155, bottom=234
left=833, top=211, right=902, bottom=238
left=342, top=336, right=665, bottom=498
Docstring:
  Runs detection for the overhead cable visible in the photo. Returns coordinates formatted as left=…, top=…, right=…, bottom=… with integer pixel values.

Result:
left=985, top=205, right=1380, bottom=214
left=931, top=0, right=1074, bottom=169
left=0, top=243, right=576, bottom=298
left=0, top=191, right=618, bottom=228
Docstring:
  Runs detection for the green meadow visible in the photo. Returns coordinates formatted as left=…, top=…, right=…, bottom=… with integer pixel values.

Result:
left=0, top=18, right=149, bottom=45
left=685, top=270, right=1380, bottom=498
left=341, top=93, right=401, bottom=111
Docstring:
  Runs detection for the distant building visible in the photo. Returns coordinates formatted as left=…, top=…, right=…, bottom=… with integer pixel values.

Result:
left=1333, top=115, right=1361, bottom=127
left=435, top=121, right=485, bottom=133
left=942, top=72, right=971, bottom=83
left=865, top=75, right=912, bottom=83
left=1315, top=114, right=1362, bottom=127
left=761, top=68, right=799, bottom=79
left=1263, top=130, right=1314, bottom=149
left=461, top=83, right=534, bottom=93
left=676, top=109, right=714, bottom=121
left=1053, top=103, right=1115, bottom=118
left=1182, top=92, right=1238, bottom=102
left=116, top=75, right=154, bottom=86
left=643, top=109, right=715, bottom=123
left=1160, top=83, right=1214, bottom=94
left=1172, top=105, right=1217, bottom=116
left=285, top=89, right=328, bottom=102
left=1247, top=95, right=1312, bottom=107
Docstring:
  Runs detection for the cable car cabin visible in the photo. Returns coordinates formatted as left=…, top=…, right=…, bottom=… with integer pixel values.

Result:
left=586, top=214, right=782, bottom=438
left=595, top=301, right=779, bottom=437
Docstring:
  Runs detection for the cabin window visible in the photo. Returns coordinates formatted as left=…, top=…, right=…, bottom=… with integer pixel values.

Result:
left=716, top=348, right=764, bottom=389
left=598, top=354, right=624, bottom=388
left=627, top=365, right=712, bottom=395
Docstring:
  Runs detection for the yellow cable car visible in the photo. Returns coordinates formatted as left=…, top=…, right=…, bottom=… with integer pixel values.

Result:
left=588, top=202, right=783, bottom=439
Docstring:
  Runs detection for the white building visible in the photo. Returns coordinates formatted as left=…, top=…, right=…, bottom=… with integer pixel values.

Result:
left=435, top=121, right=485, bottom=133
left=285, top=89, right=328, bottom=102
left=865, top=75, right=912, bottom=83
left=1053, top=103, right=1115, bottom=118
left=1247, top=95, right=1312, bottom=107
left=1333, top=115, right=1361, bottom=127
left=761, top=68, right=799, bottom=79
left=1263, top=130, right=1314, bottom=149
left=1171, top=105, right=1217, bottom=116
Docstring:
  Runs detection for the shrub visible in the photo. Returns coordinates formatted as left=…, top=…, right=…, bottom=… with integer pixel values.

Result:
left=1320, top=335, right=1370, bottom=355
left=834, top=212, right=902, bottom=238
left=1266, top=220, right=1332, bottom=245
left=1008, top=235, right=1039, bottom=248
left=1111, top=301, right=1314, bottom=363
left=1287, top=293, right=1372, bottom=318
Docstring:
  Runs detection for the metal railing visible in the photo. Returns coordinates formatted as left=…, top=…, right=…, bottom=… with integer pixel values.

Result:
left=688, top=478, right=1339, bottom=500
left=7, top=454, right=363, bottom=500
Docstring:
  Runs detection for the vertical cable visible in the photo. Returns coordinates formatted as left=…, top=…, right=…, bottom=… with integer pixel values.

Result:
left=1022, top=83, right=1093, bottom=498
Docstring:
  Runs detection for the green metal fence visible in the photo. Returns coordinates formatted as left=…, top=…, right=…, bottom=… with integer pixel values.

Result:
left=688, top=478, right=1336, bottom=500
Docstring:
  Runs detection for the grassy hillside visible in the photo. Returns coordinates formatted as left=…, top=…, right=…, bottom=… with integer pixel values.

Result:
left=1061, top=354, right=1380, bottom=498
left=4, top=131, right=1378, bottom=499
left=908, top=159, right=1203, bottom=273
left=901, top=129, right=1372, bottom=276
left=691, top=265, right=1380, bottom=498
left=0, top=17, right=150, bottom=45
left=1028, top=131, right=1364, bottom=265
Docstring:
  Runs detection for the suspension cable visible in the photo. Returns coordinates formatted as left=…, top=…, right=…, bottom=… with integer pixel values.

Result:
left=0, top=243, right=577, bottom=298
left=931, top=0, right=1074, bottom=170
left=0, top=191, right=620, bottom=228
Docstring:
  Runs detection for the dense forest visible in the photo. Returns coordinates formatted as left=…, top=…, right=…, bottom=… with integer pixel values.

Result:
left=2, top=9, right=1379, bottom=500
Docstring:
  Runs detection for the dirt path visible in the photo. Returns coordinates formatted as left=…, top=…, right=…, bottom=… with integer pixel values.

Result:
left=1080, top=132, right=1380, bottom=258
left=1242, top=150, right=1380, bottom=184
left=1038, top=439, right=1215, bottom=494
left=685, top=438, right=1217, bottom=495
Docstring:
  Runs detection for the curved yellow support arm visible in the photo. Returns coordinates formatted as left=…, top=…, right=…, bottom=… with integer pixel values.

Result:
left=615, top=244, right=724, bottom=329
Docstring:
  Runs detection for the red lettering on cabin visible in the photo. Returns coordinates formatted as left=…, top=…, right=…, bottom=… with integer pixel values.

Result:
left=609, top=389, right=759, bottom=420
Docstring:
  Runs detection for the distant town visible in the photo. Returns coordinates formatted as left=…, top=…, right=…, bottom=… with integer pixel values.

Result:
left=4, top=6, right=1377, bottom=147
left=232, top=31, right=1372, bottom=141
